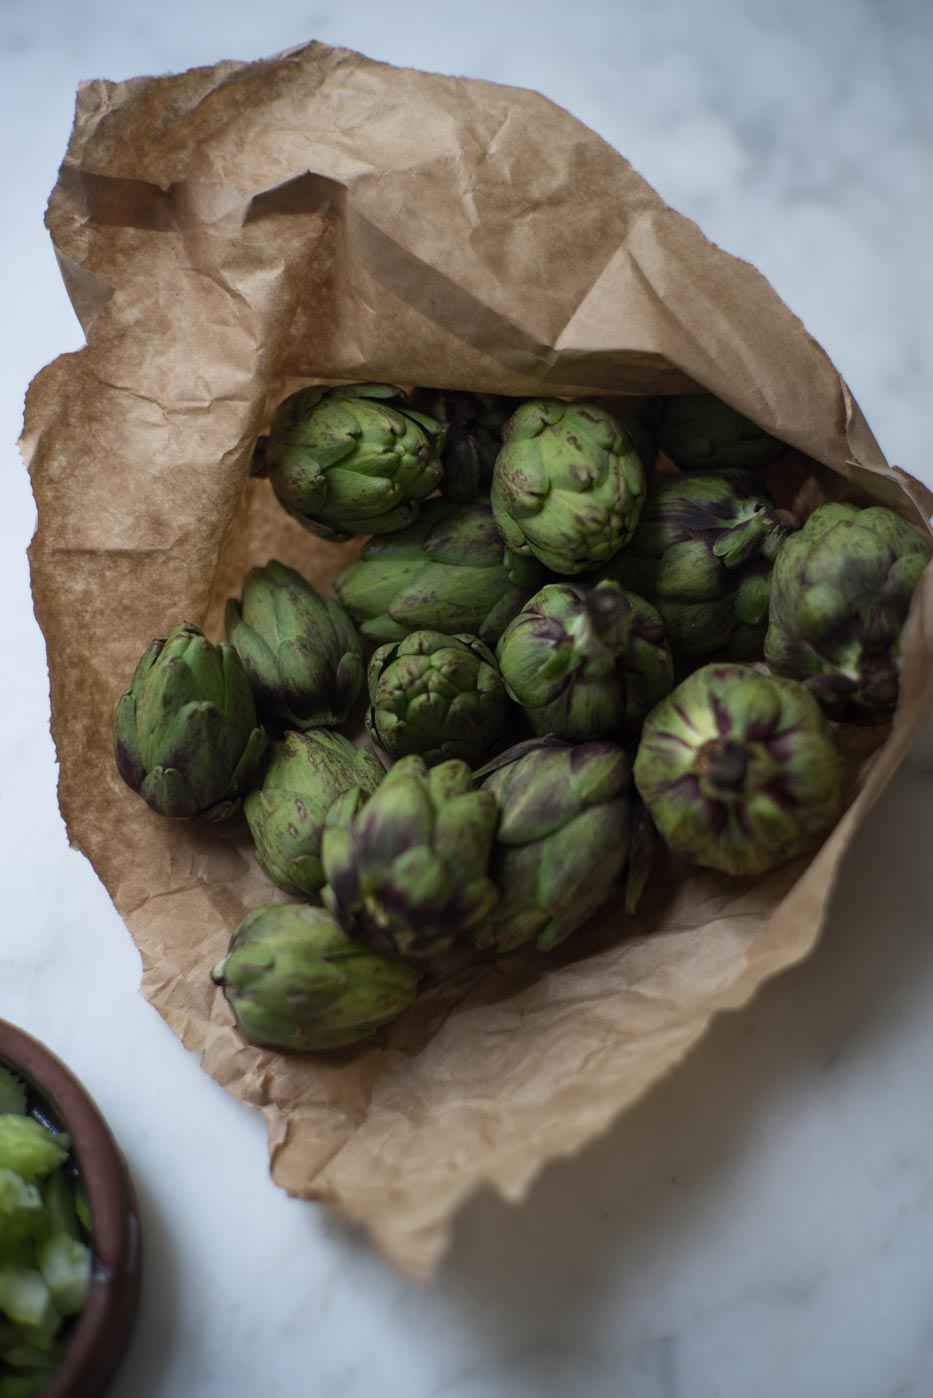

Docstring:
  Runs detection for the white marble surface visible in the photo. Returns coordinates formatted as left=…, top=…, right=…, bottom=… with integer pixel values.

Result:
left=3, top=2, right=933, bottom=1395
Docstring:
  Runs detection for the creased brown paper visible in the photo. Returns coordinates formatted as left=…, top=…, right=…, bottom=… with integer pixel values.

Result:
left=22, top=41, right=933, bottom=1276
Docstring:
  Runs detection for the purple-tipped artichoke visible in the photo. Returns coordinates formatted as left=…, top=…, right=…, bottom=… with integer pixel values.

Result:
left=333, top=498, right=548, bottom=646
left=602, top=470, right=798, bottom=660
left=764, top=503, right=931, bottom=718
left=244, top=730, right=384, bottom=897
left=321, top=755, right=499, bottom=957
left=475, top=737, right=649, bottom=953
left=211, top=903, right=420, bottom=1052
left=491, top=399, right=647, bottom=574
left=113, top=622, right=267, bottom=821
left=366, top=630, right=509, bottom=767
left=411, top=389, right=515, bottom=502
left=496, top=580, right=673, bottom=740
left=225, top=560, right=364, bottom=730
left=647, top=393, right=784, bottom=471
left=251, top=383, right=444, bottom=542
left=634, top=663, right=841, bottom=877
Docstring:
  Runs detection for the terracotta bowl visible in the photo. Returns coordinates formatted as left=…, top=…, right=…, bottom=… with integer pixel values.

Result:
left=0, top=1020, right=141, bottom=1397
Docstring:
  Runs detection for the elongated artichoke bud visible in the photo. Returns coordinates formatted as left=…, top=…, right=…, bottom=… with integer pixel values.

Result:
left=634, top=663, right=840, bottom=877
left=411, top=389, right=515, bottom=502
left=334, top=498, right=548, bottom=645
left=252, top=383, right=444, bottom=542
left=491, top=399, right=647, bottom=574
left=765, top=503, right=931, bottom=718
left=647, top=393, right=784, bottom=470
left=322, top=756, right=499, bottom=957
left=602, top=470, right=798, bottom=660
left=211, top=904, right=420, bottom=1052
left=475, top=737, right=647, bottom=953
left=367, top=630, right=509, bottom=767
left=244, top=731, right=384, bottom=896
left=497, top=580, right=673, bottom=741
left=225, top=560, right=364, bottom=730
left=113, top=622, right=267, bottom=821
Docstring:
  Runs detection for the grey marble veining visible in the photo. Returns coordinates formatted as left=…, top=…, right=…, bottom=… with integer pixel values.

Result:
left=3, top=2, right=933, bottom=1395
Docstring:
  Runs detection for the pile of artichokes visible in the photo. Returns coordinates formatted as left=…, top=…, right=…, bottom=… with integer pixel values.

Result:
left=113, top=383, right=931, bottom=1054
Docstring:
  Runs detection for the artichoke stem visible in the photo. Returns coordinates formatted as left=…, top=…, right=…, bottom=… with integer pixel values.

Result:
left=697, top=738, right=748, bottom=793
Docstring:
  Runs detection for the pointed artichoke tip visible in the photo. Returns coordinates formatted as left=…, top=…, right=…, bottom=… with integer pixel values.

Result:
left=210, top=958, right=227, bottom=985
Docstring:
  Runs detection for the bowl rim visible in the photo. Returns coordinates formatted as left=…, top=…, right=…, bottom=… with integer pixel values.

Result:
left=0, top=1019, right=141, bottom=1398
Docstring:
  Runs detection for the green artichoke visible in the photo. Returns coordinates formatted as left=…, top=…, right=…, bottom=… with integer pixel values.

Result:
left=410, top=389, right=514, bottom=502
left=764, top=503, right=931, bottom=718
left=634, top=663, right=841, bottom=877
left=491, top=399, right=647, bottom=574
left=211, top=903, right=420, bottom=1052
left=333, top=498, right=548, bottom=645
left=497, top=580, right=673, bottom=740
left=321, top=755, right=499, bottom=957
left=648, top=393, right=784, bottom=471
left=225, top=560, right=364, bottom=730
left=367, top=631, right=509, bottom=767
left=113, top=622, right=267, bottom=821
left=603, top=470, right=798, bottom=660
left=244, top=731, right=384, bottom=896
left=475, top=737, right=647, bottom=953
left=251, top=383, right=444, bottom=542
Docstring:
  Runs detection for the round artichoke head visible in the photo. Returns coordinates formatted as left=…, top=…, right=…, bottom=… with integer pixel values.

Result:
left=410, top=388, right=515, bottom=502
left=764, top=502, right=931, bottom=718
left=333, top=498, right=548, bottom=645
left=367, top=630, right=509, bottom=767
left=634, top=663, right=841, bottom=877
left=602, top=470, right=798, bottom=661
left=497, top=579, right=673, bottom=741
left=321, top=755, right=499, bottom=957
left=475, top=736, right=645, bottom=953
left=113, top=621, right=267, bottom=821
left=491, top=399, right=647, bottom=574
left=252, top=383, right=444, bottom=541
left=211, top=903, right=420, bottom=1052
left=225, top=559, right=364, bottom=729
left=650, top=393, right=784, bottom=471
left=244, top=730, right=384, bottom=896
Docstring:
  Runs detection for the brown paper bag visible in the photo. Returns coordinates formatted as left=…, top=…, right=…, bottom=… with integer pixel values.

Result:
left=22, top=41, right=933, bottom=1275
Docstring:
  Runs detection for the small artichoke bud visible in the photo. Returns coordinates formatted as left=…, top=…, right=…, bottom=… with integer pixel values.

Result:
left=211, top=903, right=420, bottom=1052
left=634, top=663, right=841, bottom=877
left=491, top=399, right=647, bottom=575
left=410, top=389, right=515, bottom=503
left=366, top=630, right=510, bottom=767
left=648, top=393, right=784, bottom=471
left=322, top=755, right=499, bottom=957
left=226, top=560, right=364, bottom=730
left=113, top=622, right=267, bottom=821
left=253, top=383, right=444, bottom=541
left=244, top=731, right=384, bottom=896
left=496, top=579, right=673, bottom=740
left=765, top=503, right=931, bottom=718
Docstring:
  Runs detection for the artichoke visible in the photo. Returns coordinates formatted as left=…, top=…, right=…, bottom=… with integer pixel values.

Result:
left=648, top=393, right=784, bottom=471
left=764, top=503, right=931, bottom=718
left=321, top=755, right=499, bottom=957
left=244, top=731, right=384, bottom=896
left=211, top=903, right=420, bottom=1052
left=475, top=737, right=647, bottom=953
left=334, top=498, right=548, bottom=645
left=410, top=389, right=514, bottom=502
left=367, top=631, right=509, bottom=767
left=634, top=663, right=841, bottom=877
left=602, top=470, right=798, bottom=660
left=225, top=560, right=364, bottom=730
left=251, top=383, right=444, bottom=541
left=113, top=622, right=267, bottom=821
left=491, top=399, right=646, bottom=574
left=497, top=580, right=673, bottom=740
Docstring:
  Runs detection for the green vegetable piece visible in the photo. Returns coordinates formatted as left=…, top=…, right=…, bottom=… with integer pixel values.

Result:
left=0, top=1269, right=59, bottom=1340
left=0, top=1121, right=68, bottom=1182
left=0, top=1072, right=26, bottom=1118
left=0, top=1172, right=42, bottom=1254
left=73, top=1181, right=92, bottom=1236
left=39, top=1172, right=79, bottom=1242
left=36, top=1234, right=90, bottom=1317
left=0, top=1373, right=53, bottom=1397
